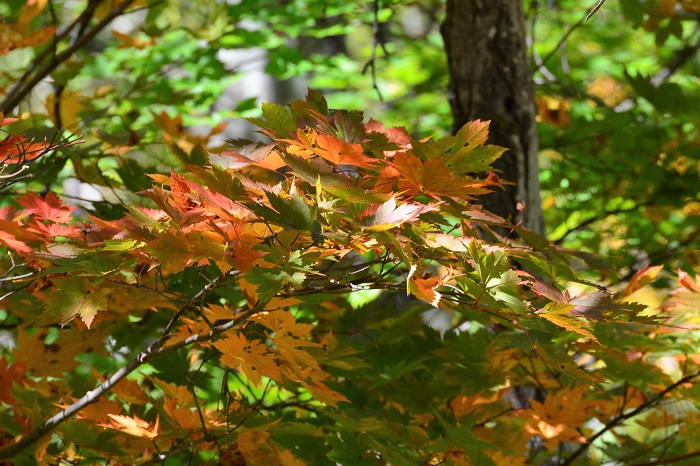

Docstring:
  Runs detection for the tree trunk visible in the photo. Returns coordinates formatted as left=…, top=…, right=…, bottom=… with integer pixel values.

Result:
left=442, top=0, right=544, bottom=234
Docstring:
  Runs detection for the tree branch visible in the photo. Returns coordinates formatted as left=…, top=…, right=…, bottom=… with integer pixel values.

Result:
left=360, top=0, right=388, bottom=102
left=650, top=35, right=700, bottom=87
left=631, top=449, right=700, bottom=466
left=560, top=370, right=700, bottom=466
left=0, top=298, right=270, bottom=460
left=0, top=0, right=139, bottom=114
left=552, top=202, right=652, bottom=245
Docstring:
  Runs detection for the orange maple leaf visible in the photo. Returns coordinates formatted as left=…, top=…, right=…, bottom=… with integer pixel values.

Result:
left=621, top=265, right=664, bottom=298
left=287, top=129, right=376, bottom=167
left=0, top=357, right=25, bottom=404
left=406, top=265, right=452, bottom=307
left=525, top=385, right=596, bottom=450
left=163, top=317, right=212, bottom=348
left=214, top=333, right=282, bottom=386
left=100, top=413, right=160, bottom=439
left=388, top=151, right=489, bottom=198
left=0, top=135, right=50, bottom=164
left=16, top=192, right=75, bottom=223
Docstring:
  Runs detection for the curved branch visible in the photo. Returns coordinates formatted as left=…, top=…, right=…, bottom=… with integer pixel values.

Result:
left=631, top=449, right=700, bottom=466
left=0, top=298, right=270, bottom=460
left=552, top=201, right=652, bottom=245
left=560, top=370, right=700, bottom=466
left=0, top=0, right=139, bottom=114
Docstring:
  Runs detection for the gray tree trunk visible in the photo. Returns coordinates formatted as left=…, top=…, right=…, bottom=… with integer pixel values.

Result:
left=442, top=0, right=544, bottom=234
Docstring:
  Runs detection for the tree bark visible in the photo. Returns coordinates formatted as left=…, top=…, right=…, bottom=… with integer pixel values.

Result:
left=442, top=0, right=544, bottom=234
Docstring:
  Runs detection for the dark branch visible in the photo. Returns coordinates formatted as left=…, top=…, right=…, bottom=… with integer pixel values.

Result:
left=0, top=296, right=270, bottom=460
left=560, top=370, right=700, bottom=465
left=0, top=0, right=139, bottom=114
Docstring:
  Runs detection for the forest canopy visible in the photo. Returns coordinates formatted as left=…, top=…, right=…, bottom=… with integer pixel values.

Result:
left=0, top=1, right=699, bottom=464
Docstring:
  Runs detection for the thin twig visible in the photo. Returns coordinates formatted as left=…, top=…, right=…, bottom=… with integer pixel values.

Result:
left=0, top=297, right=270, bottom=460
left=552, top=202, right=652, bottom=245
left=560, top=369, right=700, bottom=465
left=631, top=449, right=700, bottom=466
left=585, top=0, right=607, bottom=22
left=0, top=0, right=139, bottom=114
left=361, top=0, right=387, bottom=102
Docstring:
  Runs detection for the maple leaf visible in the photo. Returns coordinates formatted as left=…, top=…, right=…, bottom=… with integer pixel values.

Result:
left=360, top=196, right=435, bottom=232
left=27, top=218, right=81, bottom=239
left=0, top=219, right=34, bottom=253
left=16, top=192, right=76, bottom=223
left=186, top=229, right=228, bottom=266
left=251, top=102, right=296, bottom=138
left=0, top=357, right=25, bottom=404
left=69, top=397, right=124, bottom=424
left=214, top=333, right=282, bottom=386
left=365, top=118, right=412, bottom=146
left=151, top=110, right=184, bottom=137
left=163, top=396, right=203, bottom=429
left=537, top=302, right=598, bottom=342
left=290, top=129, right=377, bottom=167
left=13, top=329, right=94, bottom=378
left=533, top=343, right=604, bottom=384
left=111, top=378, right=149, bottom=405
left=331, top=109, right=366, bottom=143
left=408, top=273, right=443, bottom=307
left=0, top=112, right=19, bottom=127
left=100, top=413, right=160, bottom=439
left=525, top=385, right=594, bottom=450
left=152, top=378, right=195, bottom=407
left=211, top=141, right=281, bottom=170
left=44, top=276, right=110, bottom=328
left=620, top=265, right=664, bottom=298
left=0, top=135, right=50, bottom=164
left=253, top=310, right=320, bottom=376
left=663, top=269, right=700, bottom=316
left=234, top=430, right=277, bottom=464
left=677, top=269, right=700, bottom=293
left=169, top=169, right=195, bottom=210
left=455, top=119, right=490, bottom=146
left=146, top=231, right=191, bottom=272
left=277, top=448, right=307, bottom=466
left=298, top=376, right=349, bottom=407
left=389, top=151, right=490, bottom=198
left=163, top=317, right=212, bottom=348
left=106, top=283, right=177, bottom=313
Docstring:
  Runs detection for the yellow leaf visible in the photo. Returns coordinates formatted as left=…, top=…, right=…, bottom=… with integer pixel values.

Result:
left=681, top=0, right=700, bottom=12
left=163, top=317, right=211, bottom=348
left=621, top=265, right=664, bottom=298
left=18, top=0, right=48, bottom=27
left=487, top=451, right=528, bottom=466
left=278, top=448, right=306, bottom=466
left=112, top=378, right=148, bottom=405
left=586, top=76, right=630, bottom=107
left=101, top=413, right=160, bottom=439
left=525, top=385, right=593, bottom=450
left=538, top=302, right=598, bottom=342
left=46, top=90, right=83, bottom=133
left=214, top=333, right=282, bottom=386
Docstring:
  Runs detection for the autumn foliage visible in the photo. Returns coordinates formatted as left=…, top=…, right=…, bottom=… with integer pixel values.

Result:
left=0, top=91, right=698, bottom=464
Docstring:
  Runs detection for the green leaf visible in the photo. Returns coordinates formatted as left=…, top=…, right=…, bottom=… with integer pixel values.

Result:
left=538, top=302, right=598, bottom=342
left=533, top=342, right=604, bottom=384
left=44, top=277, right=110, bottom=328
left=468, top=242, right=509, bottom=285
left=247, top=102, right=296, bottom=137
left=333, top=110, right=365, bottom=143
left=446, top=144, right=506, bottom=173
